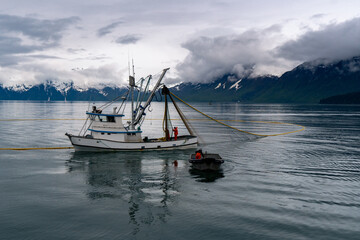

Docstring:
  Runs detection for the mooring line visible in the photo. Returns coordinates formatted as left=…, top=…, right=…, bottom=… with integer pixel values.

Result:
left=0, top=146, right=74, bottom=151
left=0, top=118, right=85, bottom=121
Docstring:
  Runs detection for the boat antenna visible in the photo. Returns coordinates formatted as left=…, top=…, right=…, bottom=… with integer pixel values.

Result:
left=128, top=50, right=131, bottom=77
left=129, top=60, right=135, bottom=130
left=132, top=58, right=135, bottom=81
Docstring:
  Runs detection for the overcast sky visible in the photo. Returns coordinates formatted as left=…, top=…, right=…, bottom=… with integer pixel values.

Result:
left=1, top=0, right=360, bottom=87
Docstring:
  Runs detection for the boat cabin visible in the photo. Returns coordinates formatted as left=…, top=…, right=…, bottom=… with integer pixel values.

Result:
left=86, top=107, right=142, bottom=142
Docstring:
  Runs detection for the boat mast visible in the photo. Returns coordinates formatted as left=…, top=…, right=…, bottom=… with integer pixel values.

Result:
left=129, top=60, right=136, bottom=130
left=133, top=68, right=170, bottom=126
left=168, top=92, right=195, bottom=136
left=163, top=93, right=170, bottom=140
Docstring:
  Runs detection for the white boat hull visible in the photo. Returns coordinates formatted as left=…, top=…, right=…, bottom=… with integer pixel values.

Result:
left=66, top=134, right=198, bottom=151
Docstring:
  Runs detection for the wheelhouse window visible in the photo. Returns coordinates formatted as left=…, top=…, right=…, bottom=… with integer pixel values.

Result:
left=106, top=116, right=115, bottom=122
left=96, top=115, right=115, bottom=122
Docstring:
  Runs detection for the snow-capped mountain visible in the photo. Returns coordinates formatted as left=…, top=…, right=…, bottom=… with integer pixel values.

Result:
left=0, top=80, right=127, bottom=101
left=1, top=56, right=360, bottom=103
left=170, top=74, right=277, bottom=102
left=170, top=56, right=360, bottom=103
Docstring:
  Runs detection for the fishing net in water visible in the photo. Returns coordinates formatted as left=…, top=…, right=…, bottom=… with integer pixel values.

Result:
left=171, top=102, right=261, bottom=146
left=167, top=94, right=305, bottom=146
left=138, top=91, right=304, bottom=146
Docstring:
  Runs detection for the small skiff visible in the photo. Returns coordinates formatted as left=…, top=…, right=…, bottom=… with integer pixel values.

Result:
left=189, top=153, right=224, bottom=171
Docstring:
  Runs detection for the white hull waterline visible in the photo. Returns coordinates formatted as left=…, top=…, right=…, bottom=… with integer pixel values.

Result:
left=66, top=134, right=197, bottom=151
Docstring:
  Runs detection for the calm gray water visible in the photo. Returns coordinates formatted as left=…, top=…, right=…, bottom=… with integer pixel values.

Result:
left=0, top=101, right=360, bottom=240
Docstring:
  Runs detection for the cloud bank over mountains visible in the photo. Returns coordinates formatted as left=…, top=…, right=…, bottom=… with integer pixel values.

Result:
left=276, top=17, right=360, bottom=62
left=175, top=26, right=285, bottom=83
left=174, top=17, right=360, bottom=84
left=0, top=0, right=360, bottom=87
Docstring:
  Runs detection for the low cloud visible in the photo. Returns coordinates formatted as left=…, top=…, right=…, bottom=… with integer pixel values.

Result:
left=0, top=63, right=127, bottom=88
left=175, top=17, right=360, bottom=84
left=115, top=34, right=141, bottom=45
left=70, top=64, right=126, bottom=87
left=276, top=17, right=360, bottom=62
left=175, top=26, right=287, bottom=83
left=97, top=20, right=123, bottom=37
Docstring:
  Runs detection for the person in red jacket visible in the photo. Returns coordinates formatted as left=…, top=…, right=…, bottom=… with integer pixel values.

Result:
left=173, top=127, right=178, bottom=140
left=195, top=149, right=204, bottom=159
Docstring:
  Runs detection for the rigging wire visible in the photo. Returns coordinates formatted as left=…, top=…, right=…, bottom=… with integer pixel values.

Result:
left=169, top=92, right=306, bottom=137
left=98, top=91, right=128, bottom=110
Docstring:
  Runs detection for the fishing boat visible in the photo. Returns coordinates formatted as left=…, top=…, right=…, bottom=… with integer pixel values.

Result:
left=65, top=68, right=198, bottom=151
left=189, top=151, right=224, bottom=170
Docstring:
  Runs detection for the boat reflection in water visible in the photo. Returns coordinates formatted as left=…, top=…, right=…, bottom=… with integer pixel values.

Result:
left=188, top=168, right=224, bottom=183
left=66, top=151, right=189, bottom=235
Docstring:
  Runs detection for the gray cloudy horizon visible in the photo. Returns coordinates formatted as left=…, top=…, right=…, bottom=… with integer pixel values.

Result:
left=0, top=0, right=360, bottom=87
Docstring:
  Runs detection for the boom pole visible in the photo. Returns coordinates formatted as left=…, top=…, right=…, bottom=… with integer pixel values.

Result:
left=129, top=75, right=135, bottom=129
left=133, top=68, right=170, bottom=125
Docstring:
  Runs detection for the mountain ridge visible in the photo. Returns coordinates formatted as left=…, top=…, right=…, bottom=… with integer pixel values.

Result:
left=1, top=56, right=360, bottom=103
left=0, top=80, right=128, bottom=101
left=170, top=56, right=360, bottom=103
